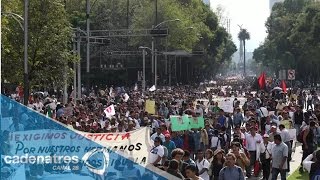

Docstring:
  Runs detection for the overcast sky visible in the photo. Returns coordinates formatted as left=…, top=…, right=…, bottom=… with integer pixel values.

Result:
left=210, top=0, right=270, bottom=52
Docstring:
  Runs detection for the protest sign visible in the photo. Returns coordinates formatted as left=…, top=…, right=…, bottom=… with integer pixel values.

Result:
left=104, top=104, right=116, bottom=117
left=145, top=100, right=156, bottom=114
left=188, top=116, right=205, bottom=129
left=220, top=99, right=234, bottom=113
left=170, top=116, right=189, bottom=131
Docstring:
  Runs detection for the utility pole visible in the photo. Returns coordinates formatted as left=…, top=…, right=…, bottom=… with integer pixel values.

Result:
left=154, top=49, right=158, bottom=88
left=169, top=56, right=171, bottom=86
left=86, top=0, right=90, bottom=89
left=23, top=0, right=29, bottom=105
left=77, top=27, right=82, bottom=99
left=73, top=39, right=77, bottom=103
left=142, top=49, right=146, bottom=92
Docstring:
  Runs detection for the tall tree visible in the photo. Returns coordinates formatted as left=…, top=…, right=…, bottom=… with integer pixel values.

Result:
left=238, top=28, right=250, bottom=76
left=1, top=0, right=77, bottom=90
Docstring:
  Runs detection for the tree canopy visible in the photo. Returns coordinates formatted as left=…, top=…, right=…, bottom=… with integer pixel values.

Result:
left=253, top=0, right=320, bottom=85
left=1, top=0, right=77, bottom=89
left=2, top=0, right=236, bottom=88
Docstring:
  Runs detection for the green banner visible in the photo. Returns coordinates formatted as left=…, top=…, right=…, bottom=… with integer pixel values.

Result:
left=170, top=115, right=204, bottom=131
left=170, top=115, right=190, bottom=131
left=188, top=116, right=205, bottom=129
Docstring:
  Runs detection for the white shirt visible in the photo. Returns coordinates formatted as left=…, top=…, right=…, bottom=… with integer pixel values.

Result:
left=151, top=120, right=159, bottom=130
left=196, top=159, right=210, bottom=180
left=259, top=142, right=274, bottom=159
left=303, top=154, right=314, bottom=173
left=245, top=133, right=263, bottom=151
left=33, top=102, right=44, bottom=112
left=151, top=133, right=165, bottom=143
left=210, top=136, right=221, bottom=149
left=280, top=129, right=291, bottom=142
left=134, top=119, right=140, bottom=129
left=148, top=145, right=164, bottom=164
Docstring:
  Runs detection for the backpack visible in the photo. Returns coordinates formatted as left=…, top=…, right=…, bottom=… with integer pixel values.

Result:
left=310, top=163, right=320, bottom=180
left=297, top=129, right=306, bottom=143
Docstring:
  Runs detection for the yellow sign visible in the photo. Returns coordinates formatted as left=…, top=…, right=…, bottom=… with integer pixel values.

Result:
left=145, top=100, right=156, bottom=114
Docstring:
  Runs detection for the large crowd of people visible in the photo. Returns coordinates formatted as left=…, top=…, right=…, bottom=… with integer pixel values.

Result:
left=2, top=84, right=320, bottom=180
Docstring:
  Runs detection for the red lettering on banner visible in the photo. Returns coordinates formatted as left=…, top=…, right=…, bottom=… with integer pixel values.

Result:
left=121, top=133, right=130, bottom=140
left=106, top=134, right=113, bottom=140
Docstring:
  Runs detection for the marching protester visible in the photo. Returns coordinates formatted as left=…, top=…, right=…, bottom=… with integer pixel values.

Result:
left=260, top=134, right=273, bottom=180
left=303, top=149, right=320, bottom=180
left=218, top=153, right=245, bottom=180
left=271, top=134, right=288, bottom=180
left=208, top=149, right=225, bottom=180
left=195, top=150, right=210, bottom=180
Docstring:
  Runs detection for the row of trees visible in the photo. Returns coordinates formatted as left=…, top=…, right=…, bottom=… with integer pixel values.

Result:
left=253, top=0, right=320, bottom=86
left=1, top=0, right=236, bottom=90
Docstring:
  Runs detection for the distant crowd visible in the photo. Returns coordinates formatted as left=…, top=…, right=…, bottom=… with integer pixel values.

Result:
left=2, top=84, right=320, bottom=180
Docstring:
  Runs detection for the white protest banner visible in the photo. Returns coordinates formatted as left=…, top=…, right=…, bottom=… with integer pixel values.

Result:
left=8, top=127, right=152, bottom=167
left=104, top=105, right=115, bottom=117
left=212, top=97, right=247, bottom=110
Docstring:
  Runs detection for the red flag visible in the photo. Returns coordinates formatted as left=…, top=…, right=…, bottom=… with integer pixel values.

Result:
left=258, top=72, right=266, bottom=89
left=281, top=80, right=287, bottom=93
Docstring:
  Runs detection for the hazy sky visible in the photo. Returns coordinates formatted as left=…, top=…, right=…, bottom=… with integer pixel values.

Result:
left=210, top=0, right=270, bottom=52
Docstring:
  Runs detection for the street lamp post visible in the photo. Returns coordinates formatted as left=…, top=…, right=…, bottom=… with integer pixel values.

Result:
left=154, top=49, right=158, bottom=88
left=77, top=28, right=82, bottom=99
left=86, top=0, right=90, bottom=89
left=23, top=0, right=29, bottom=105
left=139, top=46, right=152, bottom=92
left=151, top=19, right=180, bottom=87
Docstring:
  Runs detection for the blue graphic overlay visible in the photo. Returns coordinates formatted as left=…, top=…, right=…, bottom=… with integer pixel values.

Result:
left=0, top=95, right=168, bottom=180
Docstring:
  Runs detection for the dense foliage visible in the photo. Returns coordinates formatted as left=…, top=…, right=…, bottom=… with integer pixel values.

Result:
left=253, top=0, right=320, bottom=86
left=1, top=0, right=78, bottom=90
left=2, top=0, right=236, bottom=88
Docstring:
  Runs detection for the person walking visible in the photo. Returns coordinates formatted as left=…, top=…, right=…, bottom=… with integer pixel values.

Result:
left=293, top=105, right=304, bottom=136
left=300, top=120, right=318, bottom=172
left=185, top=165, right=204, bottom=180
left=195, top=150, right=210, bottom=180
left=260, top=134, right=273, bottom=180
left=271, top=134, right=288, bottom=180
left=279, top=124, right=292, bottom=172
left=208, top=149, right=225, bottom=180
left=303, top=150, right=320, bottom=180
left=245, top=126, right=262, bottom=178
left=218, top=153, right=245, bottom=180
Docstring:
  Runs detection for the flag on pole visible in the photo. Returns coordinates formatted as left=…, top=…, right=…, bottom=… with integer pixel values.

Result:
left=258, top=72, right=266, bottom=90
left=281, top=80, right=287, bottom=93
left=104, top=105, right=116, bottom=117
left=149, top=85, right=156, bottom=92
